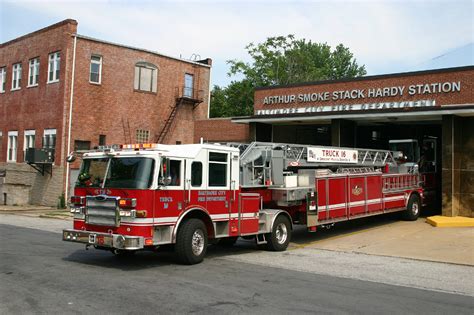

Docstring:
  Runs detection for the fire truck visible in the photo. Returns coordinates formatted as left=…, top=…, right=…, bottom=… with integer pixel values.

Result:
left=63, top=141, right=423, bottom=264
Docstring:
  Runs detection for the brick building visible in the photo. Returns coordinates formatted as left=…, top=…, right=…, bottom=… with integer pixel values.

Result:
left=232, top=66, right=474, bottom=217
left=0, top=19, right=211, bottom=206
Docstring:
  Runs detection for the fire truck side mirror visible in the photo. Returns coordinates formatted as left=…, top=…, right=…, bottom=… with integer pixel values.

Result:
left=66, top=152, right=76, bottom=163
left=159, top=157, right=171, bottom=186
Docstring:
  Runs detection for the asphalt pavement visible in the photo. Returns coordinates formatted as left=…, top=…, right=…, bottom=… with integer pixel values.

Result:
left=0, top=215, right=473, bottom=314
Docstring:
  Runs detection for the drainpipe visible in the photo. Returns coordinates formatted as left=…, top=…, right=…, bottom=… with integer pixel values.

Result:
left=207, top=65, right=212, bottom=119
left=65, top=35, right=77, bottom=200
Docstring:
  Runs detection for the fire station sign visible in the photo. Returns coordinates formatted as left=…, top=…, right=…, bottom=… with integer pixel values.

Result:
left=307, top=147, right=358, bottom=164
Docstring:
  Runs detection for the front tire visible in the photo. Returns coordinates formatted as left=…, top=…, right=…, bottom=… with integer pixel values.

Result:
left=175, top=219, right=208, bottom=265
left=402, top=194, right=420, bottom=221
left=265, top=215, right=291, bottom=251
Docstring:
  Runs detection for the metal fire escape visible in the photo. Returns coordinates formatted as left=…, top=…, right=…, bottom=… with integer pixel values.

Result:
left=155, top=87, right=204, bottom=143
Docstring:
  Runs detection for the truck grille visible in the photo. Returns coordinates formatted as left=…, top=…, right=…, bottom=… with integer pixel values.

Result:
left=85, top=195, right=120, bottom=227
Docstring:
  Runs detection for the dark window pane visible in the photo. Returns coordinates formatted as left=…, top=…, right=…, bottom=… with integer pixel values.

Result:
left=209, top=163, right=226, bottom=187
left=169, top=160, right=181, bottom=186
left=191, top=162, right=202, bottom=186
left=209, top=152, right=227, bottom=162
left=74, top=140, right=91, bottom=151
left=99, top=157, right=154, bottom=189
left=99, top=135, right=106, bottom=146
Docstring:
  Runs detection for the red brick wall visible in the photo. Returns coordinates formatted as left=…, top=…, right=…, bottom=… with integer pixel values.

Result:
left=70, top=38, right=211, bottom=149
left=194, top=118, right=249, bottom=143
left=254, top=68, right=474, bottom=114
left=0, top=19, right=77, bottom=165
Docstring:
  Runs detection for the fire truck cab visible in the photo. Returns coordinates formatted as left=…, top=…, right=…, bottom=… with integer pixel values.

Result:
left=63, top=141, right=423, bottom=265
left=63, top=143, right=290, bottom=264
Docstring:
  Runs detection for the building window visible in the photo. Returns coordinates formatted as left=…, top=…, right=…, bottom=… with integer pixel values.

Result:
left=7, top=131, right=18, bottom=162
left=99, top=135, right=106, bottom=146
left=184, top=73, right=193, bottom=98
left=90, top=55, right=102, bottom=84
left=208, top=152, right=228, bottom=187
left=0, top=67, right=6, bottom=93
left=43, top=129, right=57, bottom=149
left=134, top=62, right=157, bottom=93
left=24, top=129, right=35, bottom=153
left=135, top=129, right=149, bottom=143
left=48, top=52, right=60, bottom=83
left=74, top=140, right=91, bottom=151
left=11, top=63, right=21, bottom=90
left=28, top=58, right=40, bottom=87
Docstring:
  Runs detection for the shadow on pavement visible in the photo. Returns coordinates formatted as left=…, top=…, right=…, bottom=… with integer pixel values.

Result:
left=62, top=212, right=423, bottom=269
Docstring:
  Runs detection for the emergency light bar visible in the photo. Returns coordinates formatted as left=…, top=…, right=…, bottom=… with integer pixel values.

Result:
left=121, top=143, right=160, bottom=149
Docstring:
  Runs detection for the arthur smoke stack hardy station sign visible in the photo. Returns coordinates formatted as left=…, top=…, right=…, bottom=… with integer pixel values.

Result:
left=257, top=81, right=462, bottom=115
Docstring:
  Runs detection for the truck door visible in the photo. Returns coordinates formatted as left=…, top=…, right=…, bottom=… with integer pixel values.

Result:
left=205, top=151, right=234, bottom=235
left=184, top=158, right=208, bottom=212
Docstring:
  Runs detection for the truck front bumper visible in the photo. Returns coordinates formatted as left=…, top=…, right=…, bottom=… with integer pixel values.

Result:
left=62, top=229, right=144, bottom=250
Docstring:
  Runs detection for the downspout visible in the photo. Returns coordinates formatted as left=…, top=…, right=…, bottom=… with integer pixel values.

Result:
left=207, top=65, right=212, bottom=119
left=65, top=35, right=77, bottom=199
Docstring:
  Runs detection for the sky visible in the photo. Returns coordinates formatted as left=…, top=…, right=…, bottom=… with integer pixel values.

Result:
left=1, top=0, right=473, bottom=87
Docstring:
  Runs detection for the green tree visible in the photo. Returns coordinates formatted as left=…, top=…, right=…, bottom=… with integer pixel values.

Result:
left=210, top=35, right=366, bottom=118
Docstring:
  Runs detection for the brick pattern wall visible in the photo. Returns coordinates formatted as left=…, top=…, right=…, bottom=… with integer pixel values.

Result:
left=70, top=38, right=211, bottom=149
left=194, top=118, right=250, bottom=143
left=0, top=19, right=77, bottom=165
left=254, top=68, right=474, bottom=114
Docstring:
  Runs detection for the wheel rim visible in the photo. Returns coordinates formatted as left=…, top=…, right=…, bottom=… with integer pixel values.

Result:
left=275, top=223, right=288, bottom=244
left=192, top=229, right=205, bottom=256
left=412, top=202, right=419, bottom=216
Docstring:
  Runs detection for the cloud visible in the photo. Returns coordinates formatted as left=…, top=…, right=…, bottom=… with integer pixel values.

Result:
left=3, top=0, right=473, bottom=85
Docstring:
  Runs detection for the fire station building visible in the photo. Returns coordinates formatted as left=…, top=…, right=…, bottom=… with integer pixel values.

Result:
left=0, top=19, right=211, bottom=206
left=231, top=66, right=474, bottom=217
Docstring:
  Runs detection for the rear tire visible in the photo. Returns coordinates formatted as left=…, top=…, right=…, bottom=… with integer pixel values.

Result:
left=175, top=219, right=208, bottom=265
left=265, top=215, right=291, bottom=251
left=402, top=194, right=420, bottom=221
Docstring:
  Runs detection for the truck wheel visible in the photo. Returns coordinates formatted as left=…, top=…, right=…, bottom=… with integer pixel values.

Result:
left=175, top=219, right=208, bottom=265
left=265, top=215, right=291, bottom=251
left=402, top=194, right=420, bottom=221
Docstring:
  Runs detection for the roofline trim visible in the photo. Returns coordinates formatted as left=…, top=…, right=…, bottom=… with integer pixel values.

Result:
left=0, top=19, right=78, bottom=48
left=231, top=104, right=474, bottom=123
left=255, top=66, right=474, bottom=91
left=74, top=34, right=212, bottom=68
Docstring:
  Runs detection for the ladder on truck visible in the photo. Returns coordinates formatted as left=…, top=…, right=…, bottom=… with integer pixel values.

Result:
left=226, top=142, right=398, bottom=187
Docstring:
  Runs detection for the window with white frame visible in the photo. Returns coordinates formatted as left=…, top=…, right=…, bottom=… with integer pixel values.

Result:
left=184, top=73, right=194, bottom=98
left=134, top=62, right=157, bottom=93
left=7, top=131, right=18, bottom=162
left=11, top=63, right=22, bottom=90
left=90, top=55, right=102, bottom=84
left=24, top=129, right=36, bottom=153
left=42, top=129, right=56, bottom=149
left=48, top=52, right=60, bottom=83
left=28, top=58, right=40, bottom=87
left=0, top=67, right=6, bottom=93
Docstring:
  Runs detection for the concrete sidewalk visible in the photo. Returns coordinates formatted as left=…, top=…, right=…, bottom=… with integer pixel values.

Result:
left=0, top=205, right=72, bottom=220
left=291, top=216, right=474, bottom=266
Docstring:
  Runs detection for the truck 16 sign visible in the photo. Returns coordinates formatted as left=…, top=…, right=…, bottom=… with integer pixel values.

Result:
left=307, top=148, right=358, bottom=164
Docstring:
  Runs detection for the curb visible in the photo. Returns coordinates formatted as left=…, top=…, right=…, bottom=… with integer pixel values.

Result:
left=426, top=215, right=474, bottom=227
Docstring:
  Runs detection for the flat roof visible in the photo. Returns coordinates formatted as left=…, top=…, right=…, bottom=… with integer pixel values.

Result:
left=255, top=65, right=474, bottom=91
left=76, top=34, right=211, bottom=68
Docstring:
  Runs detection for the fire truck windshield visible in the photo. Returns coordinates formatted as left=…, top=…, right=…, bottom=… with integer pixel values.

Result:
left=76, top=157, right=155, bottom=189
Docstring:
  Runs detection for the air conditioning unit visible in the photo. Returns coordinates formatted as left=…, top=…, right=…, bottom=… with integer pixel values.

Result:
left=25, top=148, right=55, bottom=164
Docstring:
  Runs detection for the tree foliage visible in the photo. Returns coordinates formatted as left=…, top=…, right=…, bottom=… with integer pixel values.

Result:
left=210, top=35, right=366, bottom=117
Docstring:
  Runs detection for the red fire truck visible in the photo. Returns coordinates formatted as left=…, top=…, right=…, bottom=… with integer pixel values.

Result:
left=63, top=142, right=423, bottom=264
